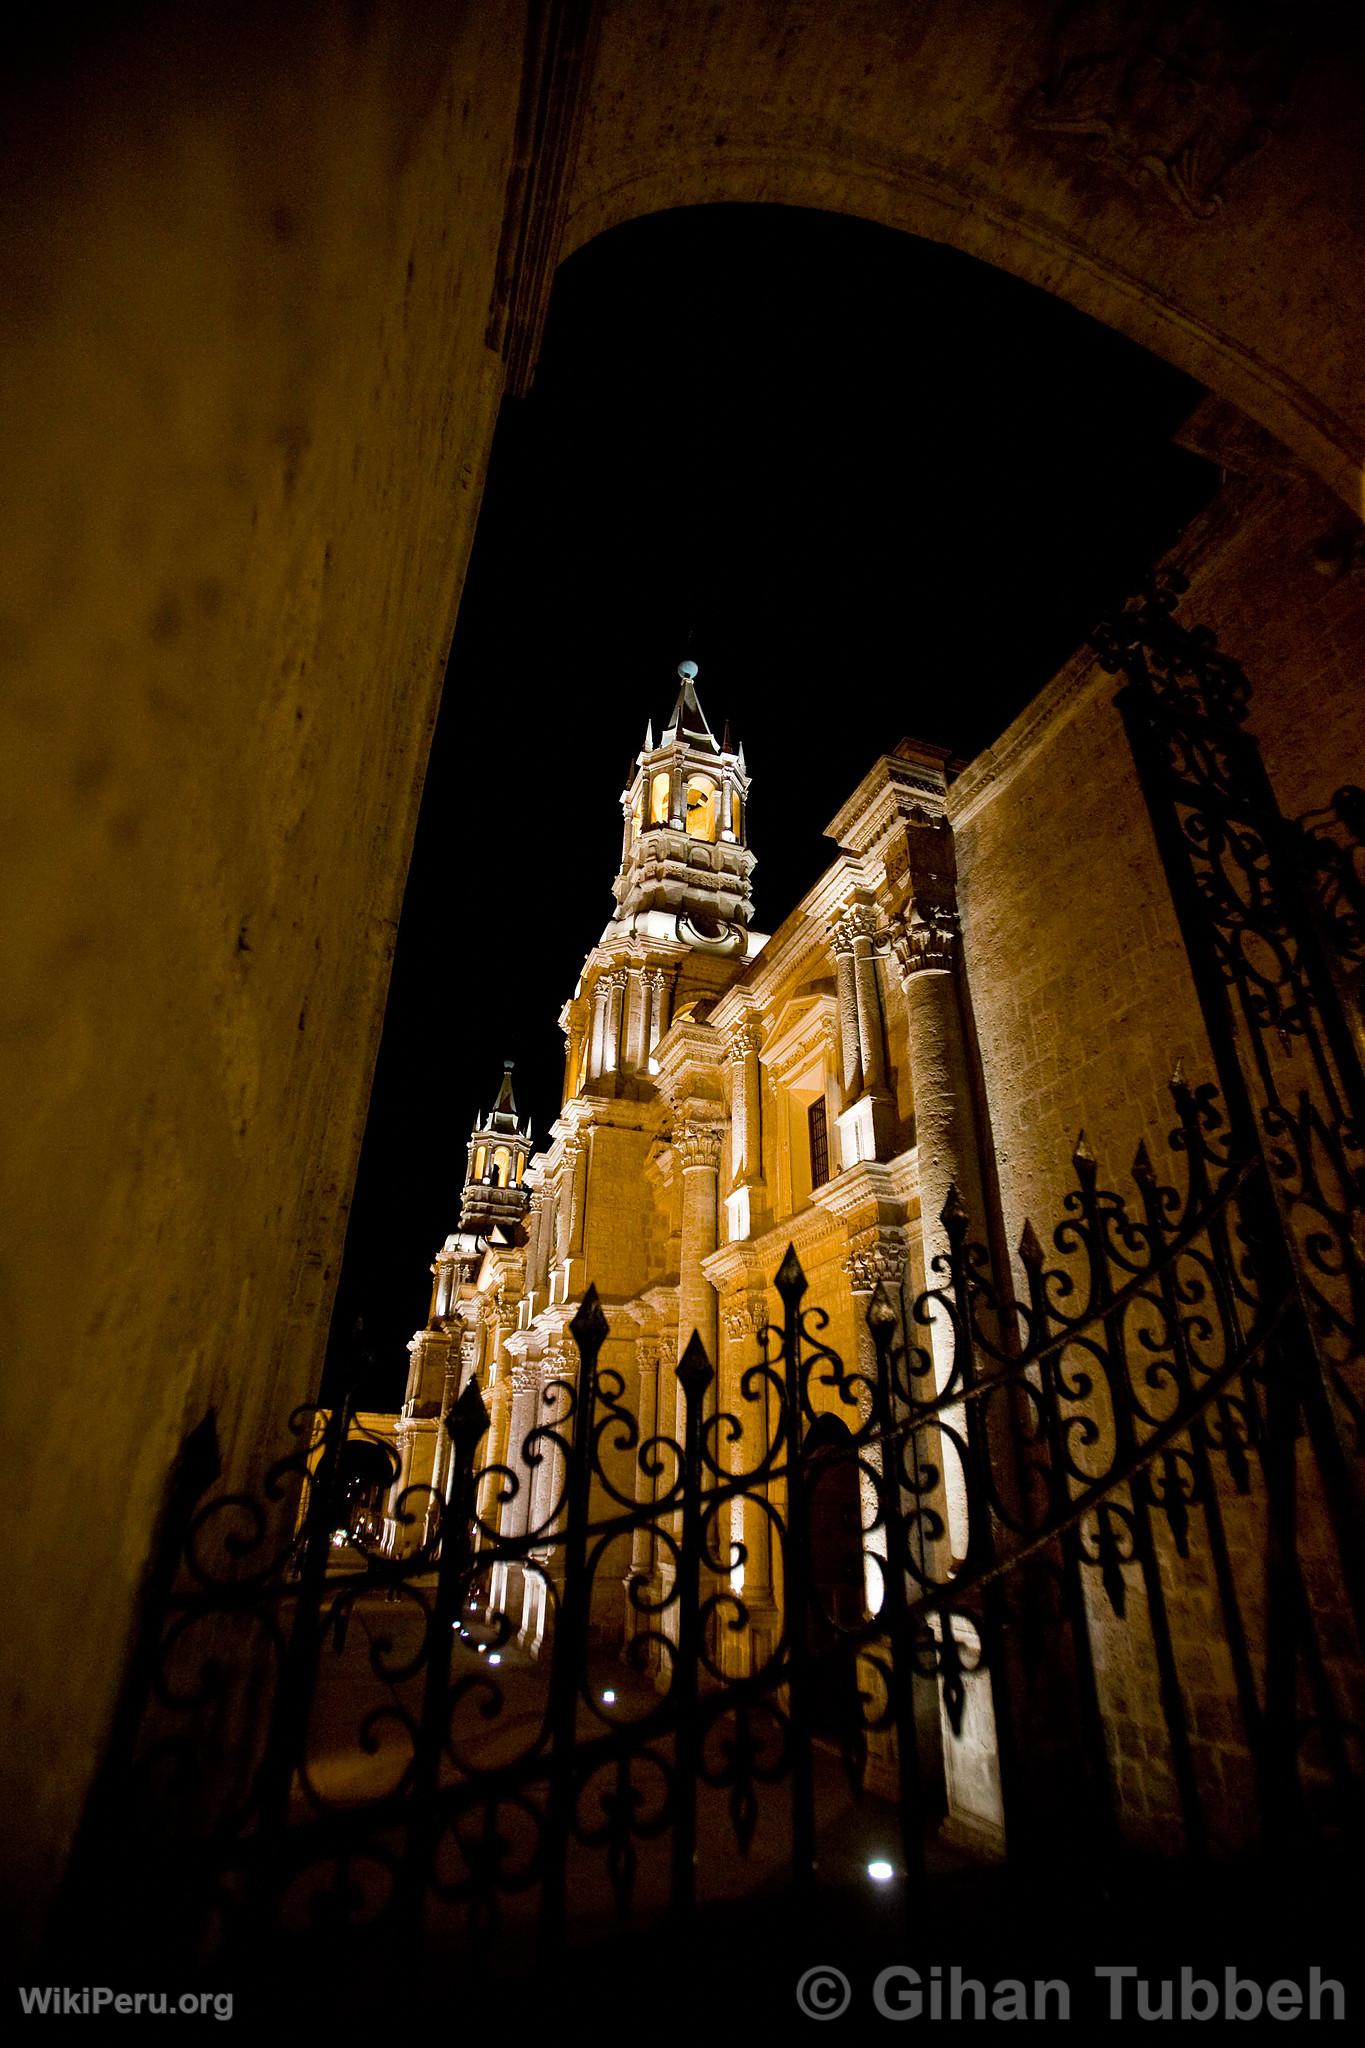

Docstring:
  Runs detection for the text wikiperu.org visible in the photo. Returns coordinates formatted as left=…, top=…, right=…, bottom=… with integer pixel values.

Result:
left=868, top=1965, right=1346, bottom=2021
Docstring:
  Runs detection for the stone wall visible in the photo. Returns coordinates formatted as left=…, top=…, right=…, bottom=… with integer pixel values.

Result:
left=0, top=2, right=526, bottom=1939
left=954, top=463, right=1365, bottom=1261
left=950, top=463, right=1365, bottom=1844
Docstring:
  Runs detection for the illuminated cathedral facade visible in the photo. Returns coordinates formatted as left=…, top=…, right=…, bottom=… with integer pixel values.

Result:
left=382, top=659, right=1004, bottom=1842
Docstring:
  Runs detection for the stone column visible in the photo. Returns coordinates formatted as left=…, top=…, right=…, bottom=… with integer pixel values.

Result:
left=505, top=1364, right=541, bottom=1540
left=645, top=969, right=664, bottom=1059
left=604, top=969, right=627, bottom=1075
left=476, top=1294, right=519, bottom=1536
left=889, top=904, right=984, bottom=1562
left=727, top=1015, right=763, bottom=1185
left=521, top=1345, right=571, bottom=1652
left=843, top=1226, right=908, bottom=1601
left=849, top=905, right=889, bottom=1093
left=563, top=1012, right=584, bottom=1106
left=625, top=1336, right=661, bottom=1638
left=563, top=1131, right=586, bottom=1258
left=830, top=916, right=863, bottom=1106
left=588, top=976, right=609, bottom=1081
left=721, top=1288, right=777, bottom=1671
left=675, top=1120, right=722, bottom=1369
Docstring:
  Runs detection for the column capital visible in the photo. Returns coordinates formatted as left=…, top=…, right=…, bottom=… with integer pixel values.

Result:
left=722, top=1288, right=769, bottom=1340
left=727, top=1013, right=763, bottom=1061
left=844, top=1223, right=909, bottom=1293
left=675, top=1118, right=724, bottom=1172
left=510, top=1363, right=539, bottom=1396
left=890, top=902, right=959, bottom=979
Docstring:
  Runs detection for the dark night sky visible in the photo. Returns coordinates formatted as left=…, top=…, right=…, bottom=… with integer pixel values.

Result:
left=325, top=202, right=1218, bottom=1409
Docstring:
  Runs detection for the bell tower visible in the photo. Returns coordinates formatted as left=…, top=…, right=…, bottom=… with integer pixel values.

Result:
left=614, top=660, right=755, bottom=947
left=458, top=1060, right=533, bottom=1238
left=557, top=660, right=766, bottom=1107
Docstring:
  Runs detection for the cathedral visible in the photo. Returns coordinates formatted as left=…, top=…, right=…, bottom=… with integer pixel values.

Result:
left=376, top=656, right=1008, bottom=1834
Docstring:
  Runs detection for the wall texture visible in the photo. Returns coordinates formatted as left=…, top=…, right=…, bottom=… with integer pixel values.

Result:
left=953, top=460, right=1365, bottom=1260
left=0, top=1, right=525, bottom=1940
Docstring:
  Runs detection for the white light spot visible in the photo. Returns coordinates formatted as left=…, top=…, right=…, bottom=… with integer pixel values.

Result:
left=867, top=1860, right=895, bottom=1884
left=476, top=1642, right=487, bottom=1654
left=601, top=1690, right=617, bottom=1705
left=488, top=1653, right=501, bottom=1666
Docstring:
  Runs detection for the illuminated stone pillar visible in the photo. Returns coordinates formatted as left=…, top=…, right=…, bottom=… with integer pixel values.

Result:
left=505, top=1364, right=541, bottom=1540
left=625, top=1335, right=662, bottom=1639
left=843, top=1226, right=907, bottom=1605
left=563, top=1131, right=586, bottom=1258
left=588, top=975, right=609, bottom=1080
left=645, top=969, right=665, bottom=1059
left=830, top=916, right=863, bottom=1105
left=720, top=1287, right=777, bottom=1672
left=604, top=969, right=627, bottom=1074
left=850, top=907, right=889, bottom=1094
left=727, top=1015, right=762, bottom=1183
left=889, top=903, right=985, bottom=1562
left=563, top=1011, right=584, bottom=1106
left=675, top=1120, right=722, bottom=1368
left=521, top=1344, right=571, bottom=1653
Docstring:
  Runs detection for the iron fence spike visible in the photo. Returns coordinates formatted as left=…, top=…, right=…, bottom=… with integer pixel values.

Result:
left=676, top=1329, right=714, bottom=1401
left=774, top=1243, right=807, bottom=1299
left=570, top=1282, right=609, bottom=1348
left=448, top=1376, right=490, bottom=1450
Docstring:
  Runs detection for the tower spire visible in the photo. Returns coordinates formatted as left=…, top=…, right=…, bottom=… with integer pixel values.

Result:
left=458, top=1060, right=532, bottom=1237
left=662, top=658, right=719, bottom=752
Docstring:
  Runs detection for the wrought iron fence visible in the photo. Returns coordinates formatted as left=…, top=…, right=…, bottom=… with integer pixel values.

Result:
left=63, top=1082, right=1363, bottom=1974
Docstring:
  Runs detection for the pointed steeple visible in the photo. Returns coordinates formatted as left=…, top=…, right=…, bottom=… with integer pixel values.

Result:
left=490, top=1058, right=518, bottom=1129
left=459, top=1061, right=533, bottom=1237
left=662, top=659, right=719, bottom=752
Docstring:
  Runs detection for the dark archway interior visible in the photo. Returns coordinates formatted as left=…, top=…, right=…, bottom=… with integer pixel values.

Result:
left=326, top=202, right=1219, bottom=1406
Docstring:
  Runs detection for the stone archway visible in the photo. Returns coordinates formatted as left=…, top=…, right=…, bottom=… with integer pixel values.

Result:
left=556, top=5, right=1365, bottom=511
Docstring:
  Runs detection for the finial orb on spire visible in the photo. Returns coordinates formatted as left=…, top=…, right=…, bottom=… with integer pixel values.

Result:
left=678, top=658, right=699, bottom=681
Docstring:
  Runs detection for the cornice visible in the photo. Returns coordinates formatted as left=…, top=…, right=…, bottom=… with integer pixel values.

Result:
left=824, top=746, right=951, bottom=857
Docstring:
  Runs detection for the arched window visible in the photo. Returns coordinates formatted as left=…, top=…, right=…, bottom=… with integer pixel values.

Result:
left=492, top=1146, right=511, bottom=1186
left=685, top=774, right=717, bottom=842
left=472, top=1144, right=487, bottom=1182
left=730, top=788, right=743, bottom=839
left=649, top=771, right=670, bottom=826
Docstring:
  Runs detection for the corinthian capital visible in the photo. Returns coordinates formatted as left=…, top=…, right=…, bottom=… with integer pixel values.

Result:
left=728, top=1014, right=763, bottom=1062
left=831, top=903, right=880, bottom=954
left=675, top=1119, right=723, bottom=1172
left=722, top=1289, right=769, bottom=1340
left=844, top=1225, right=909, bottom=1293
left=891, top=903, right=959, bottom=979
